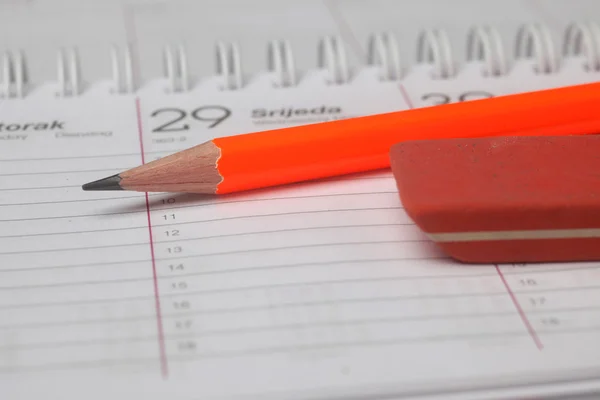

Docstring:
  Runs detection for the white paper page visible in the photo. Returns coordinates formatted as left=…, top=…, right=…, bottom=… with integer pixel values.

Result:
left=2, top=72, right=600, bottom=400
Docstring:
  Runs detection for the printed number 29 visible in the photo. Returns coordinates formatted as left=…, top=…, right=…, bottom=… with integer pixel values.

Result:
left=151, top=106, right=231, bottom=132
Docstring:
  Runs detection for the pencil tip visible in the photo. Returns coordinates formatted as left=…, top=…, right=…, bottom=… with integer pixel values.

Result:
left=82, top=174, right=123, bottom=191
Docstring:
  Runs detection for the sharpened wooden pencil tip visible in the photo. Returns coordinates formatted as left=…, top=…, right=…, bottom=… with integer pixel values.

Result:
left=82, top=174, right=123, bottom=191
left=115, top=141, right=223, bottom=194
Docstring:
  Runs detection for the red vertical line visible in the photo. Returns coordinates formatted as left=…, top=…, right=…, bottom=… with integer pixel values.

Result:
left=136, top=97, right=169, bottom=378
left=495, top=265, right=544, bottom=350
left=398, top=84, right=415, bottom=109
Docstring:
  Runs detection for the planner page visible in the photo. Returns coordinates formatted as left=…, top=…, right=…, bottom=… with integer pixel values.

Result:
left=2, top=66, right=600, bottom=400
left=2, top=0, right=600, bottom=399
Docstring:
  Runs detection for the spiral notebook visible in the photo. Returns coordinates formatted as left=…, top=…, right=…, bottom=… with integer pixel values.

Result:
left=2, top=1, right=600, bottom=399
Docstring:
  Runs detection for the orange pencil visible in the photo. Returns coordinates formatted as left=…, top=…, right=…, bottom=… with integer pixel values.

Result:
left=83, top=81, right=600, bottom=195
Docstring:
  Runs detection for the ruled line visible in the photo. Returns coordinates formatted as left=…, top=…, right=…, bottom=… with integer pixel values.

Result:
left=0, top=205, right=404, bottom=238
left=0, top=311, right=563, bottom=351
left=0, top=224, right=148, bottom=239
left=0, top=208, right=146, bottom=222
left=5, top=315, right=600, bottom=353
left=0, top=149, right=166, bottom=162
left=0, top=205, right=401, bottom=231
left=0, top=222, right=413, bottom=255
left=0, top=252, right=445, bottom=274
left=0, top=255, right=470, bottom=291
left=496, top=265, right=544, bottom=350
left=3, top=308, right=516, bottom=333
left=0, top=184, right=82, bottom=191
left=0, top=194, right=146, bottom=207
left=3, top=238, right=598, bottom=274
left=0, top=282, right=509, bottom=311
left=4, top=326, right=600, bottom=374
left=1, top=279, right=599, bottom=311
left=136, top=96, right=169, bottom=379
left=0, top=239, right=148, bottom=255
left=0, top=193, right=401, bottom=222
left=2, top=259, right=599, bottom=291
left=0, top=167, right=128, bottom=177
left=5, top=296, right=599, bottom=333
left=0, top=189, right=394, bottom=209
left=0, top=331, right=531, bottom=374
left=0, top=239, right=423, bottom=272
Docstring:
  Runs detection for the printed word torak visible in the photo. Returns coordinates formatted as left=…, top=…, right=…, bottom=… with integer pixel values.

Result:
left=252, top=106, right=342, bottom=118
left=0, top=120, right=65, bottom=131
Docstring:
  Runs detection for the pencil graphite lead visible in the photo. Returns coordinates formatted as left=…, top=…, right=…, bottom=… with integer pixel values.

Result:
left=82, top=174, right=124, bottom=191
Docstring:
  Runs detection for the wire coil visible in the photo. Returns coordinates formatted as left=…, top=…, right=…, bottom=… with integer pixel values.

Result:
left=267, top=39, right=297, bottom=87
left=416, top=28, right=456, bottom=79
left=1, top=50, right=28, bottom=99
left=110, top=44, right=135, bottom=94
left=466, top=25, right=508, bottom=76
left=318, top=35, right=350, bottom=85
left=367, top=32, right=403, bottom=81
left=163, top=44, right=189, bottom=93
left=563, top=21, right=600, bottom=71
left=215, top=41, right=243, bottom=90
left=2, top=21, right=599, bottom=98
left=515, top=23, right=560, bottom=74
left=56, top=47, right=81, bottom=97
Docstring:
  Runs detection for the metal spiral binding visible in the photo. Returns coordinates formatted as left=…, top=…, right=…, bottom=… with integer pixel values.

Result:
left=515, top=23, right=560, bottom=74
left=56, top=47, right=81, bottom=97
left=367, top=32, right=402, bottom=81
left=1, top=21, right=599, bottom=99
left=267, top=39, right=296, bottom=87
left=318, top=35, right=350, bottom=85
left=110, top=44, right=135, bottom=94
left=215, top=41, right=243, bottom=90
left=416, top=28, right=456, bottom=79
left=1, top=50, right=28, bottom=99
left=563, top=21, right=600, bottom=72
left=466, top=25, right=508, bottom=77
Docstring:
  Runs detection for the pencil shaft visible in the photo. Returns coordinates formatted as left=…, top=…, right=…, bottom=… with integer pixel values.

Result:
left=213, top=82, right=600, bottom=194
left=82, top=82, right=600, bottom=195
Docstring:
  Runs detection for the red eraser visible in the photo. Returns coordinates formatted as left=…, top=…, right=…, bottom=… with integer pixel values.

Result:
left=389, top=134, right=600, bottom=264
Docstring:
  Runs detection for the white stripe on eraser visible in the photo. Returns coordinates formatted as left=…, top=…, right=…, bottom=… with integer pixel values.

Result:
left=427, top=228, right=600, bottom=242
